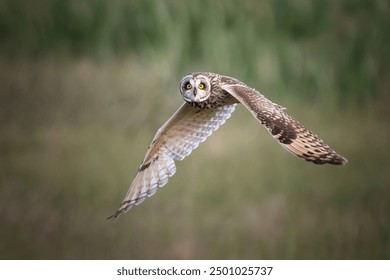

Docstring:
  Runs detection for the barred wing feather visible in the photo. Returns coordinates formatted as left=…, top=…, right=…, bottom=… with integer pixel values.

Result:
left=109, top=102, right=236, bottom=218
left=222, top=84, right=347, bottom=165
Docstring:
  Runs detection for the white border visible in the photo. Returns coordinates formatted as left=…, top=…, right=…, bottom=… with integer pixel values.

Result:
left=1, top=260, right=389, bottom=280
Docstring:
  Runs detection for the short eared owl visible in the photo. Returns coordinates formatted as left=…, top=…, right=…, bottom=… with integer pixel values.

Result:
left=109, top=72, right=347, bottom=219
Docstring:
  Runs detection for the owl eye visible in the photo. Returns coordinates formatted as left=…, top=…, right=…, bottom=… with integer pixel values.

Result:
left=198, top=83, right=205, bottom=90
left=185, top=82, right=192, bottom=90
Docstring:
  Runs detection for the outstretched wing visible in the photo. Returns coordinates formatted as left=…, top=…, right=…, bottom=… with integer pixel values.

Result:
left=222, top=83, right=347, bottom=165
left=109, top=102, right=237, bottom=219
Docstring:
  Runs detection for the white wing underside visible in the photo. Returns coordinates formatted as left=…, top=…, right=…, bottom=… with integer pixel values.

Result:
left=109, top=102, right=236, bottom=218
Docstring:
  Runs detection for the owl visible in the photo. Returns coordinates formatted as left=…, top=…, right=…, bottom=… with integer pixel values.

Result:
left=108, top=72, right=347, bottom=219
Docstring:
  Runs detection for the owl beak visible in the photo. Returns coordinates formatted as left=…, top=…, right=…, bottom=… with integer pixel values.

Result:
left=186, top=88, right=198, bottom=102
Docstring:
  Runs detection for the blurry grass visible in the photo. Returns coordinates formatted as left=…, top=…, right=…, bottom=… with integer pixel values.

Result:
left=1, top=0, right=389, bottom=103
left=0, top=57, right=389, bottom=259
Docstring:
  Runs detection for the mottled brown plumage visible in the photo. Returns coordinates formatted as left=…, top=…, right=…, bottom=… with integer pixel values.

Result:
left=109, top=72, right=347, bottom=219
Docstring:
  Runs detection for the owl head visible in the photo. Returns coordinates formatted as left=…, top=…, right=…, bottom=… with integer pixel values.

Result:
left=180, top=73, right=212, bottom=103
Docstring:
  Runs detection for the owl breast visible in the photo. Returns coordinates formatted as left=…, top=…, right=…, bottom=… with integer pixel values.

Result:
left=187, top=86, right=237, bottom=109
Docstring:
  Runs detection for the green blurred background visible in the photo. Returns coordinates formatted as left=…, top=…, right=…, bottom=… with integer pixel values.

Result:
left=1, top=0, right=389, bottom=259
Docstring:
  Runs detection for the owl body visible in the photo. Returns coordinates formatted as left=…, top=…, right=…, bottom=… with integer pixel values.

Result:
left=109, top=72, right=347, bottom=219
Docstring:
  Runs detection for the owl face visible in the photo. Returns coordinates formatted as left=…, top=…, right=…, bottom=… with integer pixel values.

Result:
left=180, top=74, right=212, bottom=103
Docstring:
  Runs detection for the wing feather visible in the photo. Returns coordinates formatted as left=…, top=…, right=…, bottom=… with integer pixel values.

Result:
left=222, top=83, right=347, bottom=165
left=109, top=102, right=236, bottom=218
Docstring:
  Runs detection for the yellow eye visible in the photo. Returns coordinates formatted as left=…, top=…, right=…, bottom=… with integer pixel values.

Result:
left=198, top=83, right=205, bottom=90
left=185, top=82, right=192, bottom=90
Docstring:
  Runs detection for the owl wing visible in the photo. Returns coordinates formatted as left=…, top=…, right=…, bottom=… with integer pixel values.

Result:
left=222, top=83, right=347, bottom=165
left=108, top=102, right=237, bottom=219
